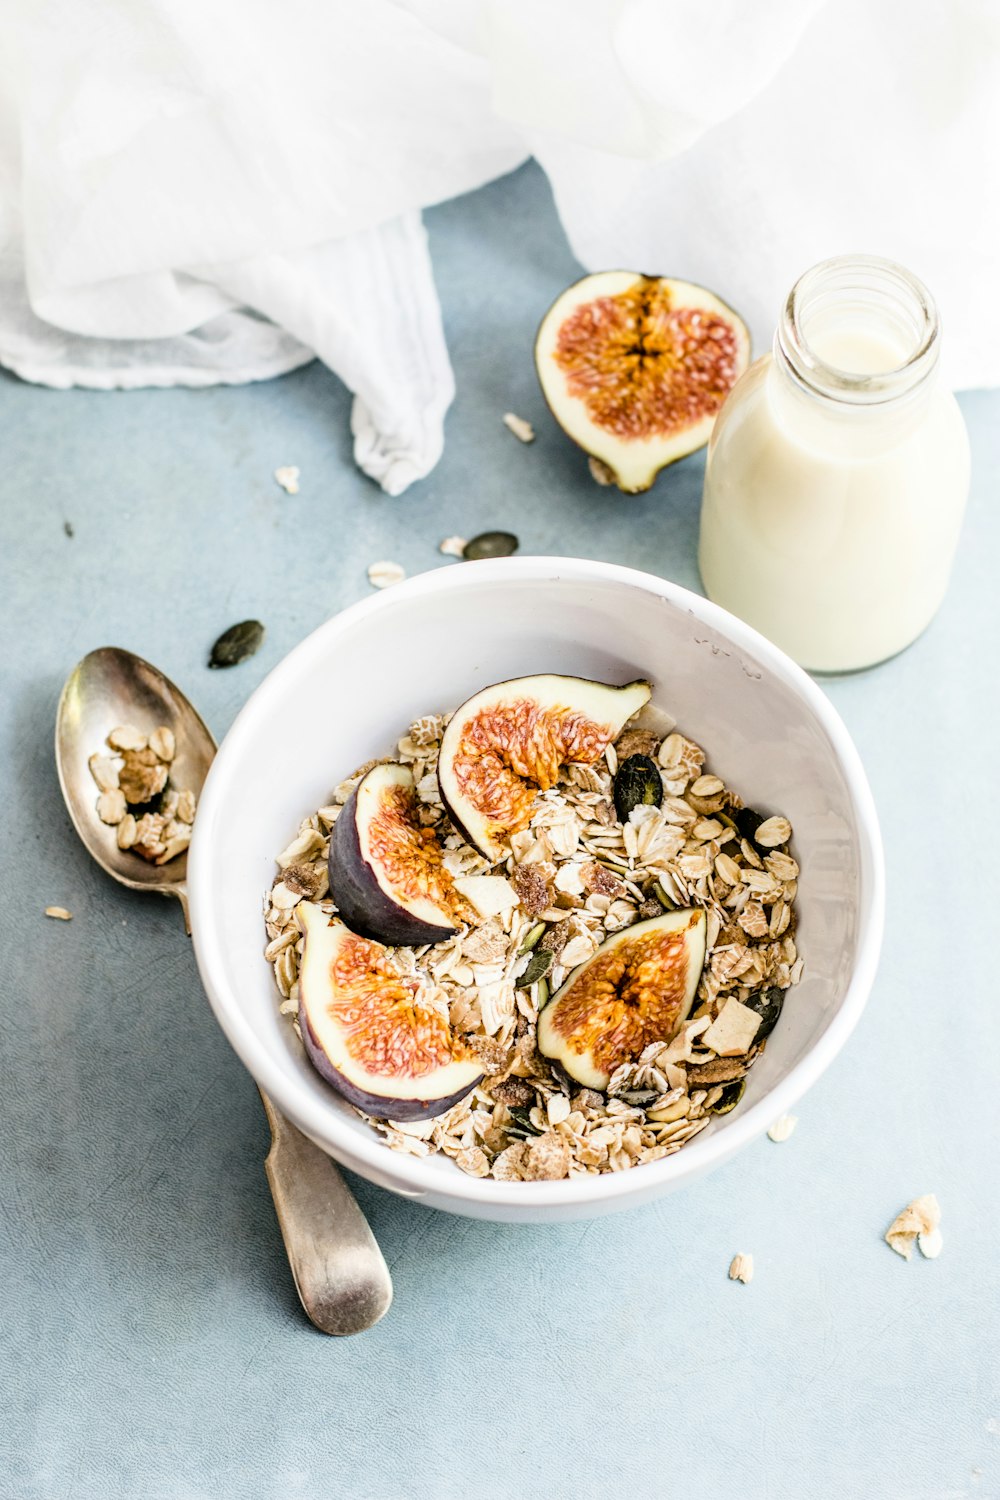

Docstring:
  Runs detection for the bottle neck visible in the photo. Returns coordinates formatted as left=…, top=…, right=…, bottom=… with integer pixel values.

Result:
left=769, top=256, right=941, bottom=455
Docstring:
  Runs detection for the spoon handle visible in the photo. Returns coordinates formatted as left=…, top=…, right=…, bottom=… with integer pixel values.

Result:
left=258, top=1090, right=393, bottom=1336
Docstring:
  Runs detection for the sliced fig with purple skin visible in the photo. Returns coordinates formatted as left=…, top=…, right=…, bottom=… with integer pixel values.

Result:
left=297, top=902, right=483, bottom=1120
left=535, top=271, right=750, bottom=492
left=329, top=762, right=470, bottom=947
left=537, top=909, right=707, bottom=1090
left=438, top=674, right=651, bottom=863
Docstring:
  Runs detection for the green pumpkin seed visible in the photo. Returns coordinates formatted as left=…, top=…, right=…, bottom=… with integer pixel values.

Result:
left=653, top=881, right=677, bottom=911
left=209, top=619, right=265, bottom=669
left=463, top=531, right=519, bottom=561
left=613, top=754, right=663, bottom=822
left=744, top=986, right=785, bottom=1041
left=711, top=1079, right=746, bottom=1115
left=535, top=977, right=550, bottom=1010
left=518, top=921, right=547, bottom=955
left=515, top=948, right=553, bottom=990
left=505, top=1105, right=543, bottom=1139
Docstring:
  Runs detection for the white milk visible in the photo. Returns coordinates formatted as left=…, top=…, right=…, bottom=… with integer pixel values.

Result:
left=698, top=257, right=970, bottom=672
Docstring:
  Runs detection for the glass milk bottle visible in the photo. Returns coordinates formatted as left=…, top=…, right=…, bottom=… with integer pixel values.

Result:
left=698, top=256, right=970, bottom=672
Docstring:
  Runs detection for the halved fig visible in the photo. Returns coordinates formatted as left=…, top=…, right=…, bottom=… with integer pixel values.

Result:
left=297, top=902, right=483, bottom=1120
left=537, top=909, right=707, bottom=1089
left=438, top=674, right=651, bottom=862
left=535, top=271, right=750, bottom=492
left=329, top=763, right=470, bottom=946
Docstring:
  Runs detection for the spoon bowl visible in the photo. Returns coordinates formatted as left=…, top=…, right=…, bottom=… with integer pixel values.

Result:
left=55, top=647, right=215, bottom=930
left=54, top=646, right=392, bottom=1335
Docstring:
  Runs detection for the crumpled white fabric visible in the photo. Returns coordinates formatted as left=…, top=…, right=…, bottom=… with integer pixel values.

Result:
left=1, top=0, right=997, bottom=494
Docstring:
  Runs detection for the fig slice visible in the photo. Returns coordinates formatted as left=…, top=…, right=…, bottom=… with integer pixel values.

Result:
left=537, top=909, right=707, bottom=1089
left=296, top=902, right=484, bottom=1120
left=438, top=674, right=651, bottom=862
left=535, top=271, right=750, bottom=492
left=329, top=762, right=469, bottom=947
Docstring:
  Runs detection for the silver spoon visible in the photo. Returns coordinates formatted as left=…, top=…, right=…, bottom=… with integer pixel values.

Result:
left=55, top=646, right=393, bottom=1336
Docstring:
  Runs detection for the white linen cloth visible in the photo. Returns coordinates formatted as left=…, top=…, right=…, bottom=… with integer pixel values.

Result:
left=1, top=0, right=996, bottom=492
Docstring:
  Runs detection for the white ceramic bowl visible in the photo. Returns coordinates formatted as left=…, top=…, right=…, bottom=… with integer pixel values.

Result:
left=189, top=558, right=884, bottom=1223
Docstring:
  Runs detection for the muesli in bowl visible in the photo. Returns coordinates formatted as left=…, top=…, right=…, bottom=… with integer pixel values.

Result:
left=263, top=674, right=802, bottom=1184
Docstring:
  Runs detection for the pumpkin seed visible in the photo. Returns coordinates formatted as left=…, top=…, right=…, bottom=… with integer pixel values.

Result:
left=535, top=977, right=550, bottom=1010
left=505, top=1106, right=543, bottom=1139
left=711, top=1079, right=746, bottom=1115
left=463, top=531, right=519, bottom=561
left=515, top=948, right=553, bottom=990
left=613, top=754, right=663, bottom=822
left=518, top=921, right=547, bottom=955
left=209, top=619, right=265, bottom=669
left=744, top=986, right=785, bottom=1040
left=733, top=805, right=765, bottom=846
left=653, top=881, right=677, bottom=911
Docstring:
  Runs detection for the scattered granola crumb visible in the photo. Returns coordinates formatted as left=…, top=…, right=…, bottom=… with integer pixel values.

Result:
left=885, top=1194, right=941, bottom=1260
left=44, top=906, right=73, bottom=921
left=588, top=455, right=615, bottom=486
left=274, top=465, right=300, bottom=495
left=767, top=1113, right=798, bottom=1143
left=502, top=411, right=535, bottom=444
left=729, top=1253, right=753, bottom=1284
left=439, top=536, right=467, bottom=558
left=367, top=560, right=406, bottom=590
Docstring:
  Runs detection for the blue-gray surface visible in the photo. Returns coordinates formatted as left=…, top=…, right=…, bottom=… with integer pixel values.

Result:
left=2, top=163, right=997, bottom=1500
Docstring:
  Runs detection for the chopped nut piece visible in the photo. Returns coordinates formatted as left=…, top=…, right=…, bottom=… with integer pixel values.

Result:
left=885, top=1194, right=941, bottom=1260
left=755, top=816, right=792, bottom=848
left=148, top=726, right=175, bottom=762
left=522, top=1131, right=570, bottom=1181
left=96, top=788, right=127, bottom=825
left=88, top=754, right=121, bottom=792
left=438, top=535, right=468, bottom=558
left=702, top=997, right=762, bottom=1057
left=767, top=1113, right=798, bottom=1143
left=367, top=560, right=406, bottom=590
left=44, top=906, right=72, bottom=921
left=106, top=725, right=147, bottom=752
left=281, top=862, right=326, bottom=900
left=274, top=465, right=300, bottom=495
left=729, top=1253, right=754, bottom=1284
left=502, top=412, right=535, bottom=443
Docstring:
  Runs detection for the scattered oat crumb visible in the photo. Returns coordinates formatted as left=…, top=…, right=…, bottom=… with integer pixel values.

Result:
left=729, top=1253, right=753, bottom=1284
left=367, top=560, right=406, bottom=590
left=767, top=1113, right=798, bottom=1143
left=502, top=412, right=535, bottom=444
left=45, top=906, right=72, bottom=921
left=588, top=456, right=616, bottom=486
left=885, top=1194, right=941, bottom=1260
left=439, top=536, right=467, bottom=559
left=274, top=465, right=300, bottom=495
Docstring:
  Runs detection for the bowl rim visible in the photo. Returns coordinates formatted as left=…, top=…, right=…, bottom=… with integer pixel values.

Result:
left=189, top=556, right=885, bottom=1208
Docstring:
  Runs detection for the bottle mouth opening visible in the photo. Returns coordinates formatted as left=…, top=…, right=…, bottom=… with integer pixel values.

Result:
left=776, top=255, right=939, bottom=406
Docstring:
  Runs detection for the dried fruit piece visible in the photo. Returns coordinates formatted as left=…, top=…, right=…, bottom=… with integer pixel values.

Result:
left=329, top=763, right=469, bottom=946
left=537, top=909, right=706, bottom=1089
left=438, top=674, right=651, bottom=861
left=462, top=531, right=519, bottom=561
left=297, top=903, right=483, bottom=1120
left=535, top=271, right=750, bottom=492
left=613, top=753, right=663, bottom=822
left=209, top=620, right=264, bottom=668
left=702, top=997, right=762, bottom=1057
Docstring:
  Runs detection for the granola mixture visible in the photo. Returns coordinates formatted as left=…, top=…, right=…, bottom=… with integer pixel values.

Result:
left=264, top=710, right=802, bottom=1182
left=88, top=724, right=196, bottom=864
